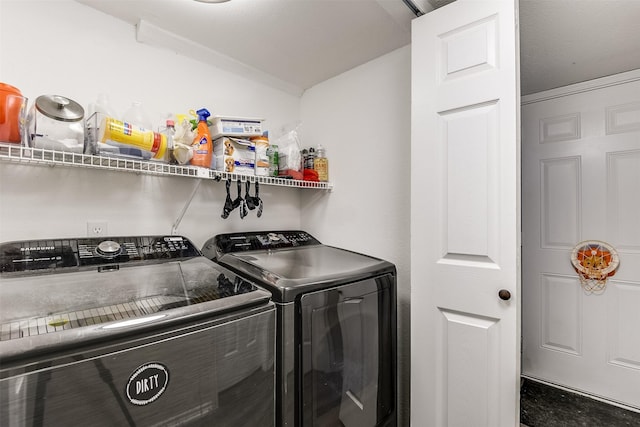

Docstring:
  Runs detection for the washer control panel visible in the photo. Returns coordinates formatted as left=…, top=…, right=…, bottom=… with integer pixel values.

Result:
left=0, top=235, right=201, bottom=273
left=207, top=230, right=321, bottom=256
left=96, top=240, right=122, bottom=258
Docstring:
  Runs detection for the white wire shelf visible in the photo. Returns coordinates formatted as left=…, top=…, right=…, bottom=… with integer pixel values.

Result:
left=0, top=143, right=333, bottom=190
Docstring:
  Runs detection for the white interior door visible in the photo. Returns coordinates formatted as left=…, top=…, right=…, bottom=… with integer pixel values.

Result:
left=410, top=0, right=521, bottom=426
left=521, top=71, right=640, bottom=410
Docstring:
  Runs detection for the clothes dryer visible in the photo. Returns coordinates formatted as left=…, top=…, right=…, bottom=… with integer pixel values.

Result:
left=202, top=230, right=397, bottom=427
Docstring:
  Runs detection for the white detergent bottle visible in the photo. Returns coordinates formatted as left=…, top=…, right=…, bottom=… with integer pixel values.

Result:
left=123, top=101, right=153, bottom=130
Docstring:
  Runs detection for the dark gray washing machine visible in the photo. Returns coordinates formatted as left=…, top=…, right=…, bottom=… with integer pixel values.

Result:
left=202, top=231, right=397, bottom=427
left=0, top=235, right=275, bottom=426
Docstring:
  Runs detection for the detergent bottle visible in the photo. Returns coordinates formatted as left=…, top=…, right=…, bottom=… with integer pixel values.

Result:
left=190, top=108, right=212, bottom=168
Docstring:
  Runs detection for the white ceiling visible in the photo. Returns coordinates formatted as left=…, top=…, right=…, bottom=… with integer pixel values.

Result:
left=75, top=0, right=640, bottom=96
left=519, top=0, right=640, bottom=95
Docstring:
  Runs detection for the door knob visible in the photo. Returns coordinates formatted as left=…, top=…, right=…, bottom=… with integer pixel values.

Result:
left=498, top=289, right=511, bottom=301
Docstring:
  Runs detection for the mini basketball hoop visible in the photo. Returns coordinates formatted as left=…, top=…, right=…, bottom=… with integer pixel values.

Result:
left=571, top=240, right=619, bottom=293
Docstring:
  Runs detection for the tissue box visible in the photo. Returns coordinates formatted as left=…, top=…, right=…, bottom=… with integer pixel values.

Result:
left=210, top=115, right=263, bottom=138
left=213, top=136, right=255, bottom=175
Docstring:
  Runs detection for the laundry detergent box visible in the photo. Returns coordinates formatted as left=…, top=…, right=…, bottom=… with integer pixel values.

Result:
left=213, top=136, right=255, bottom=175
left=210, top=115, right=263, bottom=139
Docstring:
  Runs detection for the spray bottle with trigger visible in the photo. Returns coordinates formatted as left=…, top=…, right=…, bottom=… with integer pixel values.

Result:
left=190, top=108, right=212, bottom=168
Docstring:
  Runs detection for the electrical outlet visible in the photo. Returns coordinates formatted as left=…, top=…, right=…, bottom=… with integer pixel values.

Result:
left=87, top=221, right=108, bottom=237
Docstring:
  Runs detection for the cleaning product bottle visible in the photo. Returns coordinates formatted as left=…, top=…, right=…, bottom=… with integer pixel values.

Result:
left=99, top=117, right=168, bottom=161
left=190, top=108, right=212, bottom=168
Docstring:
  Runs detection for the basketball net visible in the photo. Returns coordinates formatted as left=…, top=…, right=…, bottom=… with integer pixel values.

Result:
left=570, top=241, right=620, bottom=294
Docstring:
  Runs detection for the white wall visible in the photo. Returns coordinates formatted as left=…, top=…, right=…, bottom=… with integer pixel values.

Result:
left=300, top=45, right=412, bottom=425
left=0, top=0, right=303, bottom=248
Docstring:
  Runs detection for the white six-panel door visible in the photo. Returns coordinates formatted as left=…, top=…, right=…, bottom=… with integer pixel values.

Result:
left=411, top=0, right=521, bottom=425
left=521, top=70, right=640, bottom=410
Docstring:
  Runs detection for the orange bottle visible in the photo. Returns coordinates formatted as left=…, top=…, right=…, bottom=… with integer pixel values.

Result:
left=190, top=108, right=212, bottom=168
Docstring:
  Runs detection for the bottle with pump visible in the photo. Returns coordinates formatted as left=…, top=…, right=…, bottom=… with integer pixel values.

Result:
left=190, top=108, right=212, bottom=168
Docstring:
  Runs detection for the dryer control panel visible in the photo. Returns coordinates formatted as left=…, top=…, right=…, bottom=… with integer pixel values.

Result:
left=206, top=230, right=321, bottom=257
left=0, top=235, right=201, bottom=273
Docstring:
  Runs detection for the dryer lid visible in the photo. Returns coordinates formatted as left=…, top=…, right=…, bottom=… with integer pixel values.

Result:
left=234, top=245, right=384, bottom=280
left=218, top=245, right=395, bottom=302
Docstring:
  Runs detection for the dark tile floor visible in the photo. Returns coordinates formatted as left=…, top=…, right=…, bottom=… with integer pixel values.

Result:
left=520, top=378, right=640, bottom=427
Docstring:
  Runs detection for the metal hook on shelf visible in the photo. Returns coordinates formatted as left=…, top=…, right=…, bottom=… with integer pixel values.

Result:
left=221, top=180, right=234, bottom=219
left=255, top=181, right=263, bottom=218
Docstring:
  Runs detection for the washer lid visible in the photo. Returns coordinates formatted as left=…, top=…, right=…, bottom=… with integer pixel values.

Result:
left=0, top=237, right=271, bottom=359
left=217, top=245, right=395, bottom=303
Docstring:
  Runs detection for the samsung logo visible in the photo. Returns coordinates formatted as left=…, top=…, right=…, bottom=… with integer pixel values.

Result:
left=20, top=246, right=55, bottom=252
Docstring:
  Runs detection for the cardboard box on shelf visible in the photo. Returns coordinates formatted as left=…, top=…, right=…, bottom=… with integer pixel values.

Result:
left=213, top=136, right=255, bottom=175
left=210, top=116, right=263, bottom=139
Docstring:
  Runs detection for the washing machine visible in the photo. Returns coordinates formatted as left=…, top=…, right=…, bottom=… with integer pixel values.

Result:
left=0, top=235, right=275, bottom=426
left=202, top=230, right=397, bottom=427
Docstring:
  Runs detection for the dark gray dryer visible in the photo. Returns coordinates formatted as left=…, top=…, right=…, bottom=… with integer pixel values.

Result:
left=0, top=235, right=275, bottom=426
left=202, top=230, right=397, bottom=427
